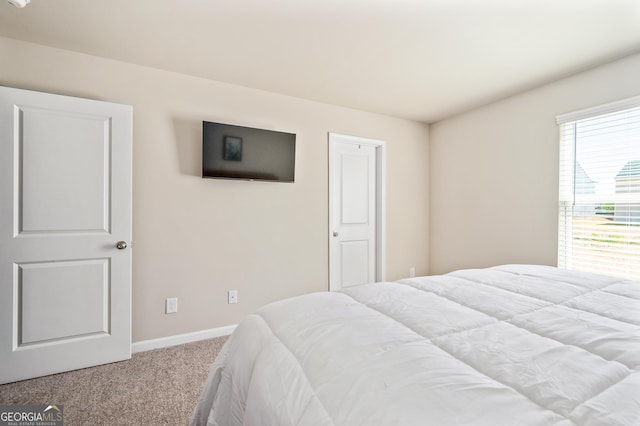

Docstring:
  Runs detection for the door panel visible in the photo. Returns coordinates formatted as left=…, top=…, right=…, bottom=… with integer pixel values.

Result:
left=340, top=240, right=370, bottom=288
left=18, top=259, right=109, bottom=345
left=341, top=154, right=370, bottom=224
left=0, top=86, right=132, bottom=384
left=19, top=107, right=110, bottom=234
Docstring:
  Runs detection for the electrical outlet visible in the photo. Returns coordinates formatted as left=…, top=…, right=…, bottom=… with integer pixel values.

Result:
left=228, top=290, right=238, bottom=304
left=166, top=297, right=178, bottom=314
left=409, top=267, right=416, bottom=278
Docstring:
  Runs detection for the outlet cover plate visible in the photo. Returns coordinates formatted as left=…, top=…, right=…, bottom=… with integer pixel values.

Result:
left=166, top=297, right=178, bottom=314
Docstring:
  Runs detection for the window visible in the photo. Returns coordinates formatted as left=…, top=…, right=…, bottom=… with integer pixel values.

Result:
left=557, top=96, right=640, bottom=282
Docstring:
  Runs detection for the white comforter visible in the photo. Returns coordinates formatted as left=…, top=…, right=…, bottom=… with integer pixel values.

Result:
left=191, top=265, right=640, bottom=425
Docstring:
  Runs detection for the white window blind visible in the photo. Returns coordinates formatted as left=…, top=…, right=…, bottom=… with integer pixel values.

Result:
left=557, top=96, right=640, bottom=282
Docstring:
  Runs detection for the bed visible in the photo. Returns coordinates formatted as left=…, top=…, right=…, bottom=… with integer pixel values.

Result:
left=190, top=265, right=640, bottom=425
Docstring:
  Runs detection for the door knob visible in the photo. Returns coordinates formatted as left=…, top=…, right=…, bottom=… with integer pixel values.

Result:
left=333, top=232, right=339, bottom=237
left=116, top=241, right=128, bottom=250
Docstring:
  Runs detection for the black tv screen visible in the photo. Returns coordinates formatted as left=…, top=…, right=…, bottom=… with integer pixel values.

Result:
left=202, top=121, right=296, bottom=182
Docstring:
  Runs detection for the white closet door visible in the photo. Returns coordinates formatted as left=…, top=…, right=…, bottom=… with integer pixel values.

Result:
left=330, top=136, right=377, bottom=290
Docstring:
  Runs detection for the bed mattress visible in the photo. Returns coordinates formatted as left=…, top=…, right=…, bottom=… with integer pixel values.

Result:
left=191, top=265, right=640, bottom=425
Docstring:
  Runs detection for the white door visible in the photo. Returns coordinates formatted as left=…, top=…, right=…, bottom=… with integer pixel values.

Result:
left=329, top=133, right=385, bottom=291
left=0, top=86, right=132, bottom=384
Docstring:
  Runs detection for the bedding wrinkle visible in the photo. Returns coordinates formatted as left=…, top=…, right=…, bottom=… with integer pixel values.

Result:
left=432, top=324, right=612, bottom=417
left=450, top=270, right=591, bottom=304
left=508, top=306, right=640, bottom=369
left=487, top=265, right=625, bottom=290
left=600, top=280, right=640, bottom=300
left=192, top=265, right=639, bottom=426
left=399, top=267, right=639, bottom=423
left=448, top=268, right=637, bottom=324
left=352, top=279, right=633, bottom=419
left=343, top=282, right=499, bottom=340
left=568, top=372, right=640, bottom=426
left=436, top=273, right=588, bottom=308
left=567, top=370, right=636, bottom=418
left=397, top=276, right=553, bottom=321
left=251, top=313, right=335, bottom=426
left=401, top=269, right=639, bottom=365
left=344, top=284, right=573, bottom=419
left=562, top=291, right=640, bottom=327
left=262, top=289, right=565, bottom=424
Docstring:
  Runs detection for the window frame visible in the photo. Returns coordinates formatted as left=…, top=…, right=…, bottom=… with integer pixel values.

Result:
left=556, top=95, right=640, bottom=281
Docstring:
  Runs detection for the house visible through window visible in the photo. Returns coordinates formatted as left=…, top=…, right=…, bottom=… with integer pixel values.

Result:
left=557, top=96, right=640, bottom=282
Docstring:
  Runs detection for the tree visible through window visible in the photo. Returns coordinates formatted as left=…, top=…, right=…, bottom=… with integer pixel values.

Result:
left=557, top=97, right=640, bottom=281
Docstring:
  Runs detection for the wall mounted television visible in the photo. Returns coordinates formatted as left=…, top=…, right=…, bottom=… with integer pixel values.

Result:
left=202, top=121, right=296, bottom=183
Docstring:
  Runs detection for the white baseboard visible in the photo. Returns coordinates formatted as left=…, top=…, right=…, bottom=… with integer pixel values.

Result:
left=132, top=324, right=237, bottom=353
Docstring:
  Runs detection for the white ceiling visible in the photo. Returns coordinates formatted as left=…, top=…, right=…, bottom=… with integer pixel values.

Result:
left=1, top=0, right=640, bottom=123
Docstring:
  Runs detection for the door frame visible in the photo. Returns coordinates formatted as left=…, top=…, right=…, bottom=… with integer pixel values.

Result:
left=328, top=132, right=386, bottom=291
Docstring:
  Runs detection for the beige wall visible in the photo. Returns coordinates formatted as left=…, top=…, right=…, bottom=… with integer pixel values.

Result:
left=0, top=36, right=430, bottom=342
left=429, top=52, right=640, bottom=275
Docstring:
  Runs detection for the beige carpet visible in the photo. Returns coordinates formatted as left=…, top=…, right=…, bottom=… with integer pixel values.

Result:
left=0, top=336, right=228, bottom=426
